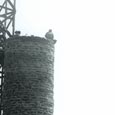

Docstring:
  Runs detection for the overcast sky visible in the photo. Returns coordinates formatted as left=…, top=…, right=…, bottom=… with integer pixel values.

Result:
left=2, top=0, right=115, bottom=115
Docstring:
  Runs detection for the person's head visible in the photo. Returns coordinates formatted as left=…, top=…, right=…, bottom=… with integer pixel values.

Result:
left=49, top=29, right=52, bottom=32
left=15, top=31, right=21, bottom=36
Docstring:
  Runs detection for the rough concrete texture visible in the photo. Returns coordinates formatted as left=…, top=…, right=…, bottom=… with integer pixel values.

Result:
left=3, top=36, right=56, bottom=115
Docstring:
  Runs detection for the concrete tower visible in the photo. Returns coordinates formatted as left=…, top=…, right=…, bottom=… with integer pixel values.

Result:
left=3, top=36, right=56, bottom=115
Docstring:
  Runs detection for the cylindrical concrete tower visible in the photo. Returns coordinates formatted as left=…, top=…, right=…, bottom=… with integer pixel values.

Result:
left=3, top=36, right=56, bottom=115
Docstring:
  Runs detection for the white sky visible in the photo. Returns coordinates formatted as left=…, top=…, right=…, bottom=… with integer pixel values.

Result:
left=4, top=0, right=115, bottom=115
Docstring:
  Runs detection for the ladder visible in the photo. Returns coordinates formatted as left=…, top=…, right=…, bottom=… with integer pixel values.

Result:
left=0, top=49, right=4, bottom=115
left=0, top=67, right=4, bottom=115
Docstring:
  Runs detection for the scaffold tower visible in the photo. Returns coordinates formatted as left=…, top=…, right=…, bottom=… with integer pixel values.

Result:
left=0, top=0, right=16, bottom=115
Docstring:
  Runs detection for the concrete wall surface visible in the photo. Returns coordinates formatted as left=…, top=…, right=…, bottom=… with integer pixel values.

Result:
left=3, top=36, right=56, bottom=115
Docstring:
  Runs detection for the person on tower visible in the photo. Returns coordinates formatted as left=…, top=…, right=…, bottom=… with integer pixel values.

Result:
left=45, top=29, right=54, bottom=40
